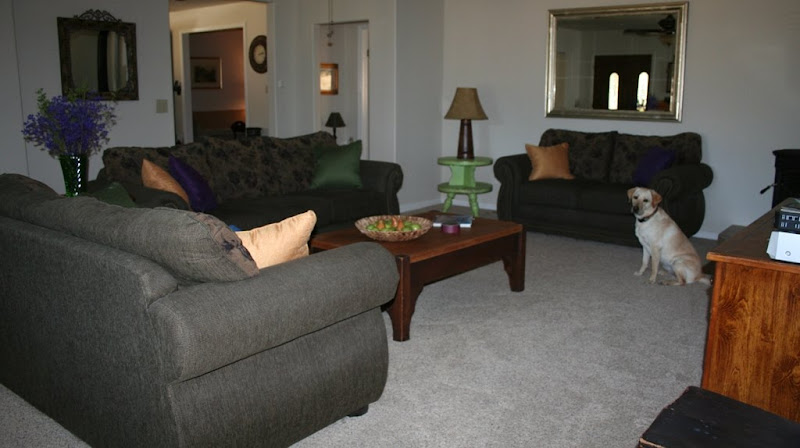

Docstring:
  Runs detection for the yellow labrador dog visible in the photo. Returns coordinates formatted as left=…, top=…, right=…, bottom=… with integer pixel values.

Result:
left=627, top=187, right=711, bottom=286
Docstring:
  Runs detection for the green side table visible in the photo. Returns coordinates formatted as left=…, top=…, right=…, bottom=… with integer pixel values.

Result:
left=437, top=156, right=493, bottom=217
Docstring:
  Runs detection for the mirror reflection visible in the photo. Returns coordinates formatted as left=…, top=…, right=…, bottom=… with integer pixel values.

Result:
left=58, top=10, right=138, bottom=100
left=546, top=2, right=687, bottom=121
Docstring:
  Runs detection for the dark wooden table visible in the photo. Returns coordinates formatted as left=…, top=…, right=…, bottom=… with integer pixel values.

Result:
left=703, top=198, right=800, bottom=422
left=310, top=211, right=525, bottom=341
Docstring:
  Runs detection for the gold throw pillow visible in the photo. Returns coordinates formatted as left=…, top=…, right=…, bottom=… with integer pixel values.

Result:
left=141, top=159, right=191, bottom=207
left=236, top=210, right=317, bottom=269
left=525, top=143, right=575, bottom=181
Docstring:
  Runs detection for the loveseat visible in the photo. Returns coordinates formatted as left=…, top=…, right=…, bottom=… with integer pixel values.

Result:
left=494, top=129, right=713, bottom=246
left=96, top=131, right=404, bottom=233
left=0, top=173, right=399, bottom=447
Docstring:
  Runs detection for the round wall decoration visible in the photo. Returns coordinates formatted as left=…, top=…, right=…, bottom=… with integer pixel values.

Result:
left=248, top=35, right=267, bottom=73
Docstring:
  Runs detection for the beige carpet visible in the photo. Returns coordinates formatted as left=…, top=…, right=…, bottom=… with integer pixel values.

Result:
left=295, top=229, right=716, bottom=447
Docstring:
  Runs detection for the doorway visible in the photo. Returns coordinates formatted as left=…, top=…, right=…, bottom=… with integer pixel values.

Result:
left=314, top=21, right=369, bottom=158
left=174, top=27, right=246, bottom=143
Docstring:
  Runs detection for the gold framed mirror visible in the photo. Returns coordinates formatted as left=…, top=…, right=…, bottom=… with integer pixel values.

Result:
left=546, top=2, right=687, bottom=121
left=57, top=10, right=138, bottom=100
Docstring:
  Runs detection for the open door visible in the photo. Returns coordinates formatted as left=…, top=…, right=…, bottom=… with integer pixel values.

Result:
left=175, top=28, right=246, bottom=143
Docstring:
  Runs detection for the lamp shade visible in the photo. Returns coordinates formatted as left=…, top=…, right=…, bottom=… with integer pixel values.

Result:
left=325, top=112, right=346, bottom=128
left=445, top=87, right=487, bottom=120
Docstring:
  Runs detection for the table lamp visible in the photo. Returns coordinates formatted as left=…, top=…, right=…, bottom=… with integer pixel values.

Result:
left=325, top=112, right=346, bottom=138
left=445, top=87, right=487, bottom=159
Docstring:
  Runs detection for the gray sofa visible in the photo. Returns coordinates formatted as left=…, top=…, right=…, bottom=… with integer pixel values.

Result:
left=96, top=131, right=404, bottom=233
left=0, top=173, right=399, bottom=447
left=494, top=129, right=713, bottom=246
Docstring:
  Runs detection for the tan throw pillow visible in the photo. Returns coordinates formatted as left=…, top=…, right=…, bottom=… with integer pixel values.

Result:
left=525, top=143, right=575, bottom=181
left=236, top=210, right=317, bottom=269
left=141, top=159, right=191, bottom=207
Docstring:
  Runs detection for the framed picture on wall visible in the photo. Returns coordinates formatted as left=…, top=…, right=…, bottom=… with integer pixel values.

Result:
left=320, top=63, right=338, bottom=95
left=191, top=57, right=222, bottom=89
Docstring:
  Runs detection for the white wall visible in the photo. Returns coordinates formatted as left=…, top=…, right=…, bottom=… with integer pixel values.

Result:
left=170, top=1, right=269, bottom=142
left=272, top=0, right=446, bottom=209
left=271, top=0, right=397, bottom=164
left=3, top=0, right=175, bottom=193
left=442, top=0, right=800, bottom=238
left=0, top=0, right=26, bottom=176
left=397, top=0, right=444, bottom=211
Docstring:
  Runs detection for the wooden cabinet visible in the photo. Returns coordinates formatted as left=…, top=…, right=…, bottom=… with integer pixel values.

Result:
left=703, top=199, right=800, bottom=422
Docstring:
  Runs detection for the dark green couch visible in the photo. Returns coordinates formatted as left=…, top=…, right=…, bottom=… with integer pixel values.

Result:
left=0, top=173, right=399, bottom=447
left=96, top=131, right=404, bottom=232
left=494, top=129, right=713, bottom=246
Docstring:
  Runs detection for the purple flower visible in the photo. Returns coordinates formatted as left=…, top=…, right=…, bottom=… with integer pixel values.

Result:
left=21, top=89, right=116, bottom=157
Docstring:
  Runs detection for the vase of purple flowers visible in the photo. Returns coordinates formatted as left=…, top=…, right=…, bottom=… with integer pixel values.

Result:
left=22, top=89, right=116, bottom=196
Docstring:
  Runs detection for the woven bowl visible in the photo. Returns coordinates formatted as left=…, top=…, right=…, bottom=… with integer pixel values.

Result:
left=355, top=215, right=433, bottom=242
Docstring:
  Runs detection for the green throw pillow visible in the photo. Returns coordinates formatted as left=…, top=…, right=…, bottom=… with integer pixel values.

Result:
left=310, top=140, right=363, bottom=190
left=87, top=181, right=136, bottom=207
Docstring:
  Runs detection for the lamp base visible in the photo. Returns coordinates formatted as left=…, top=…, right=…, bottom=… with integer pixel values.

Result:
left=456, top=119, right=474, bottom=159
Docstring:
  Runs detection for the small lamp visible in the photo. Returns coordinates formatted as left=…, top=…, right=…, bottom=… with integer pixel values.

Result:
left=445, top=87, right=488, bottom=159
left=325, top=112, right=346, bottom=138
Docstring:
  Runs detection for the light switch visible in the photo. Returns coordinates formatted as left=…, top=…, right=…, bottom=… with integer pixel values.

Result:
left=156, top=99, right=168, bottom=113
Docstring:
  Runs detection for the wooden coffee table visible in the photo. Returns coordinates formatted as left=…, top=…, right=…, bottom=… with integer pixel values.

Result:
left=310, top=211, right=525, bottom=341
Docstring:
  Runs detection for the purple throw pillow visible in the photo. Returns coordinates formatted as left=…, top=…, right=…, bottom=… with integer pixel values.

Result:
left=633, top=147, right=676, bottom=187
left=168, top=156, right=218, bottom=212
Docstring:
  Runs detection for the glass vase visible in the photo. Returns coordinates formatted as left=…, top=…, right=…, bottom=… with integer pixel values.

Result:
left=59, top=154, right=89, bottom=197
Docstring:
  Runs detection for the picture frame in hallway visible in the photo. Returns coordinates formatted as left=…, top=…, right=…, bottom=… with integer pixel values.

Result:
left=320, top=63, right=338, bottom=95
left=191, top=57, right=222, bottom=89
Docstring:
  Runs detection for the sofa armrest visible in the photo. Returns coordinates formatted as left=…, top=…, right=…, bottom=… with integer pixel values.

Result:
left=493, top=154, right=532, bottom=220
left=149, top=241, right=398, bottom=382
left=95, top=167, right=190, bottom=209
left=650, top=163, right=713, bottom=200
left=360, top=160, right=404, bottom=214
left=121, top=182, right=191, bottom=209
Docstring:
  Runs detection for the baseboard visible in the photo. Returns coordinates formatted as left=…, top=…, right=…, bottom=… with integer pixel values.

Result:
left=693, top=230, right=719, bottom=241
left=399, top=199, right=441, bottom=213
left=400, top=198, right=498, bottom=214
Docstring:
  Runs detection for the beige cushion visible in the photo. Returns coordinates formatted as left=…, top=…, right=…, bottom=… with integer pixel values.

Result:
left=236, top=210, right=317, bottom=269
left=525, top=143, right=575, bottom=181
left=141, top=159, right=191, bottom=207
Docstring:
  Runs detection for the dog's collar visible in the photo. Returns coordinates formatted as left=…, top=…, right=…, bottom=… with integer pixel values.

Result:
left=637, top=206, right=659, bottom=223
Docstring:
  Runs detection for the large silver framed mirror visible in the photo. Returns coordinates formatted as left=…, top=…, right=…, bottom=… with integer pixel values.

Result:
left=546, top=2, right=687, bottom=121
left=57, top=10, right=138, bottom=100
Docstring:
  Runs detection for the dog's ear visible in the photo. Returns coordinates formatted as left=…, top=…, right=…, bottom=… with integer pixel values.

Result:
left=651, top=190, right=663, bottom=206
left=626, top=188, right=636, bottom=200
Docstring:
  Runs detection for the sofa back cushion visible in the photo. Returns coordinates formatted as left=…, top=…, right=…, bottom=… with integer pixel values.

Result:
left=102, top=132, right=338, bottom=203
left=101, top=142, right=213, bottom=189
left=260, top=131, right=335, bottom=195
left=539, top=129, right=616, bottom=182
left=609, top=132, right=701, bottom=184
left=202, top=137, right=270, bottom=201
left=202, top=131, right=336, bottom=199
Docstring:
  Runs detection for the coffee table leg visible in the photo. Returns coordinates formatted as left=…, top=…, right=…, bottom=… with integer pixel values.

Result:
left=503, top=230, right=526, bottom=292
left=387, top=255, right=423, bottom=341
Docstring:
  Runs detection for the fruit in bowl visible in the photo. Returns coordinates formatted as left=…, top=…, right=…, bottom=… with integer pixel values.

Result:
left=355, top=215, right=432, bottom=241
left=366, top=216, right=421, bottom=232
